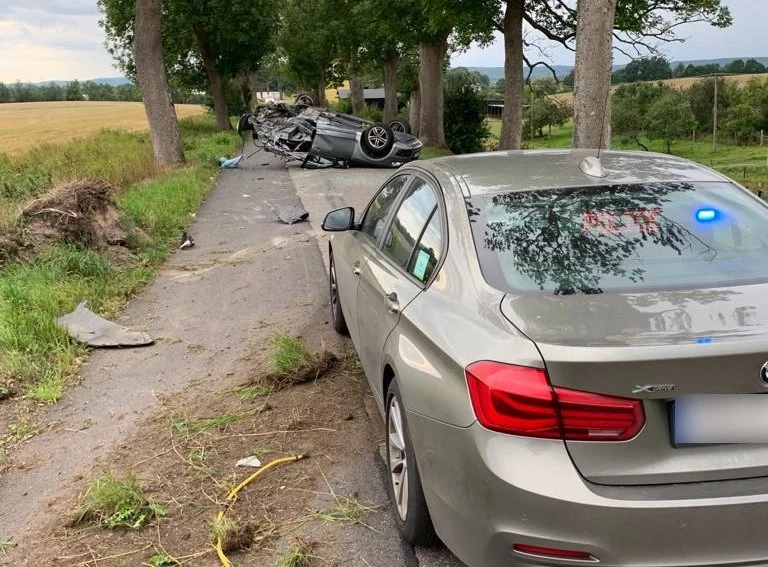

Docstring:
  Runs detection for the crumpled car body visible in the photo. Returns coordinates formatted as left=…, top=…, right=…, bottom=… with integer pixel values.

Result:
left=238, top=105, right=423, bottom=168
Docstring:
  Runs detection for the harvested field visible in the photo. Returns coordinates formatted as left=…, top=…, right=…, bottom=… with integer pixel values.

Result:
left=0, top=101, right=205, bottom=155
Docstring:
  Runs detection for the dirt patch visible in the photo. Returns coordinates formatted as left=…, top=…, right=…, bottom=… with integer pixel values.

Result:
left=8, top=349, right=381, bottom=567
left=20, top=181, right=135, bottom=260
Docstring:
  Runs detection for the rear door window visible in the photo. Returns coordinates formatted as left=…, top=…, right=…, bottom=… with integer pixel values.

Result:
left=360, top=175, right=410, bottom=243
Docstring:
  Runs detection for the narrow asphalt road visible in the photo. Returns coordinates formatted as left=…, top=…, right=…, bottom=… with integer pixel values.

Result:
left=0, top=154, right=464, bottom=566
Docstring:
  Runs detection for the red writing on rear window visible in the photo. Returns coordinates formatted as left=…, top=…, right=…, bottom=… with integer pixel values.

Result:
left=582, top=208, right=661, bottom=237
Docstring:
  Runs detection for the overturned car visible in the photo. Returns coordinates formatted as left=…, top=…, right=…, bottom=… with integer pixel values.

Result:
left=237, top=104, right=422, bottom=168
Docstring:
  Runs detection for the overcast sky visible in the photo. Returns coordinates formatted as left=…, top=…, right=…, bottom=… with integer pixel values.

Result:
left=0, top=0, right=766, bottom=83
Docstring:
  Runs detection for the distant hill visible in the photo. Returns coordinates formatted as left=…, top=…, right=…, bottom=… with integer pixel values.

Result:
left=460, top=57, right=768, bottom=83
left=32, top=77, right=130, bottom=87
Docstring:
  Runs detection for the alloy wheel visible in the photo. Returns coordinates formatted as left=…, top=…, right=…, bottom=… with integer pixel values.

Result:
left=388, top=396, right=409, bottom=521
left=367, top=126, right=389, bottom=150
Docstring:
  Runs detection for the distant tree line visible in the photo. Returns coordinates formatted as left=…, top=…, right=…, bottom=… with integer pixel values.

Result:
left=0, top=80, right=205, bottom=104
left=612, top=76, right=768, bottom=152
left=561, top=57, right=768, bottom=88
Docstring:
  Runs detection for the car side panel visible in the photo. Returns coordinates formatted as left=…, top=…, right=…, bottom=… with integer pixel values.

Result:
left=355, top=246, right=422, bottom=407
left=329, top=232, right=367, bottom=344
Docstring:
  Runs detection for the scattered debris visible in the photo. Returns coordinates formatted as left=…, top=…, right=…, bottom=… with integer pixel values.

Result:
left=180, top=231, right=195, bottom=250
left=236, top=456, right=263, bottom=468
left=267, top=200, right=309, bottom=225
left=57, top=301, right=154, bottom=347
left=219, top=154, right=243, bottom=169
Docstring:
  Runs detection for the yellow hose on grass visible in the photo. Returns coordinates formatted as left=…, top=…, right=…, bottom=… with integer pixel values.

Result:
left=215, top=453, right=309, bottom=567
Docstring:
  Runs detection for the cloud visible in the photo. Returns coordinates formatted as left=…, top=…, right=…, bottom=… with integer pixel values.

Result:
left=0, top=2, right=118, bottom=82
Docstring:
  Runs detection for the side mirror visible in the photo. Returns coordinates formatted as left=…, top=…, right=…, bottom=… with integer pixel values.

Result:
left=322, top=207, right=355, bottom=231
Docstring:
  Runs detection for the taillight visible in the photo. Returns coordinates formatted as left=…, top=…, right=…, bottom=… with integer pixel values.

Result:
left=466, top=361, right=644, bottom=441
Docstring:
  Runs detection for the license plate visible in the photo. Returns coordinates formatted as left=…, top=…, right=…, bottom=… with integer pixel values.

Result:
left=672, top=395, right=768, bottom=445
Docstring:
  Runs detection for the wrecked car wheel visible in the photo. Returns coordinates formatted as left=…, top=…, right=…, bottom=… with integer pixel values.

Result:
left=386, top=379, right=437, bottom=545
left=361, top=123, right=394, bottom=158
left=329, top=252, right=349, bottom=335
left=295, top=92, right=316, bottom=106
left=387, top=119, right=411, bottom=134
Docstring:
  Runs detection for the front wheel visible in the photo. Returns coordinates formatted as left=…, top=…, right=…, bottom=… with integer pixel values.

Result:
left=361, top=123, right=395, bottom=158
left=329, top=253, right=349, bottom=336
left=386, top=379, right=437, bottom=545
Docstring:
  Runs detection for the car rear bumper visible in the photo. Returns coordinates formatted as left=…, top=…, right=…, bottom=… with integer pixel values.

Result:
left=407, top=410, right=768, bottom=567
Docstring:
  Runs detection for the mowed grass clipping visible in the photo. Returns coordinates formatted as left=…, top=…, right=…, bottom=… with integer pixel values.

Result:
left=0, top=114, right=240, bottom=401
left=0, top=101, right=205, bottom=156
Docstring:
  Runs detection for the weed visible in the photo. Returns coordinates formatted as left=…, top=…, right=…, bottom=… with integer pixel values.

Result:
left=232, top=384, right=273, bottom=402
left=171, top=409, right=261, bottom=436
left=188, top=446, right=213, bottom=475
left=0, top=538, right=15, bottom=550
left=277, top=538, right=315, bottom=567
left=6, top=416, right=38, bottom=443
left=313, top=493, right=369, bottom=525
left=211, top=515, right=238, bottom=544
left=80, top=472, right=166, bottom=530
left=269, top=333, right=313, bottom=374
left=148, top=554, right=180, bottom=567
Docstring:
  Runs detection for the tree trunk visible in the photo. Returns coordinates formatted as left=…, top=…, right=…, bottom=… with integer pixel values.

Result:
left=317, top=69, right=326, bottom=107
left=499, top=0, right=525, bottom=150
left=572, top=0, right=616, bottom=149
left=410, top=86, right=421, bottom=137
left=349, top=63, right=365, bottom=115
left=383, top=54, right=398, bottom=121
left=133, top=0, right=184, bottom=164
left=194, top=26, right=231, bottom=131
left=418, top=34, right=449, bottom=148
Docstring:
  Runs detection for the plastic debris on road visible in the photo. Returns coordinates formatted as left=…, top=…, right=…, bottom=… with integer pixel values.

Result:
left=56, top=301, right=154, bottom=347
left=235, top=456, right=262, bottom=468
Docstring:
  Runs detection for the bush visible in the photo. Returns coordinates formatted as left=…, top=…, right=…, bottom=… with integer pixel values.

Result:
left=443, top=70, right=489, bottom=154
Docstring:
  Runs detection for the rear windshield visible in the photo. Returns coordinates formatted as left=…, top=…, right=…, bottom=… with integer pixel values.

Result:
left=466, top=182, right=768, bottom=295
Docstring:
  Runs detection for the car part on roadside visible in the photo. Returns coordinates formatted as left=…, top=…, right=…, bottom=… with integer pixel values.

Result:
left=236, top=102, right=422, bottom=169
left=268, top=200, right=309, bottom=225
left=57, top=301, right=154, bottom=347
left=180, top=231, right=194, bottom=249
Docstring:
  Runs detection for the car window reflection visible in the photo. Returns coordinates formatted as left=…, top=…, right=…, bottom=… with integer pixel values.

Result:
left=361, top=175, right=409, bottom=243
left=384, top=181, right=438, bottom=270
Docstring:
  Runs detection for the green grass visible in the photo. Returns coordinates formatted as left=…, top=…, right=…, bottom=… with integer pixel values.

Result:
left=276, top=539, right=314, bottom=567
left=148, top=554, right=180, bottom=567
left=269, top=333, right=313, bottom=373
left=80, top=472, right=167, bottom=530
left=0, top=114, right=239, bottom=402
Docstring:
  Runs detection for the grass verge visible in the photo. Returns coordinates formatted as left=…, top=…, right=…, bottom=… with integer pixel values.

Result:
left=79, top=472, right=167, bottom=530
left=0, top=115, right=239, bottom=402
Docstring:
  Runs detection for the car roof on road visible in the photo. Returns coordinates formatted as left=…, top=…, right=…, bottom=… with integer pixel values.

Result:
left=420, top=150, right=729, bottom=195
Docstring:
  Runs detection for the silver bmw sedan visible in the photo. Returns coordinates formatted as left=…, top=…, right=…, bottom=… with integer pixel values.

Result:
left=321, top=150, right=768, bottom=567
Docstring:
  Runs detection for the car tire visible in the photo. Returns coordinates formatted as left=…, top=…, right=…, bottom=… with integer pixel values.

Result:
left=329, top=252, right=349, bottom=336
left=387, top=119, right=411, bottom=134
left=385, top=379, right=437, bottom=546
left=295, top=92, right=316, bottom=106
left=361, top=123, right=395, bottom=158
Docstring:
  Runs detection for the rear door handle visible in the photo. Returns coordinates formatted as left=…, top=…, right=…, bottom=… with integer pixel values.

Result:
left=384, top=291, right=400, bottom=314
